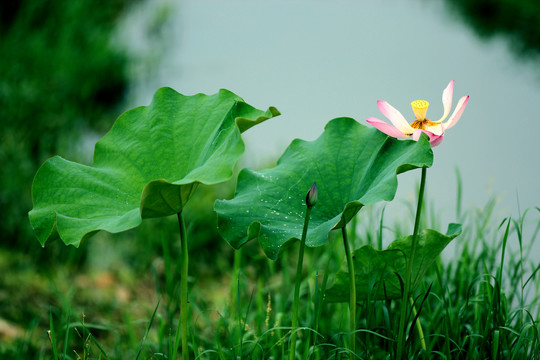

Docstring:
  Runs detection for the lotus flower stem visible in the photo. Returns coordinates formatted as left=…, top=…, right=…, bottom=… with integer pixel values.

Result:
left=342, top=226, right=357, bottom=355
left=397, top=166, right=427, bottom=359
left=289, top=184, right=316, bottom=360
left=172, top=211, right=189, bottom=360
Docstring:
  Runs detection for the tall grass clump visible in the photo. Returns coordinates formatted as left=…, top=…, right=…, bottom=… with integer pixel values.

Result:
left=17, top=188, right=536, bottom=359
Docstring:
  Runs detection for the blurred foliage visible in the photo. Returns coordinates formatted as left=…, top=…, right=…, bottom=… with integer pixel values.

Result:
left=0, top=0, right=131, bottom=261
left=0, top=2, right=247, bottom=354
left=445, top=0, right=540, bottom=57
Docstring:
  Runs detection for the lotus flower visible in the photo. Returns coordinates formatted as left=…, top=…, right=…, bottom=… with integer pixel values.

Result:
left=367, top=80, right=469, bottom=147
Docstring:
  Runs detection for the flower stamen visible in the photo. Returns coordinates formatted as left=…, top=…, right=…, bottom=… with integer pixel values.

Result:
left=410, top=120, right=427, bottom=130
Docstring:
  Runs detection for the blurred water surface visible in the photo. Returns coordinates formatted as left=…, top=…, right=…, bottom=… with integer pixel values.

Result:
left=118, top=0, right=540, bottom=243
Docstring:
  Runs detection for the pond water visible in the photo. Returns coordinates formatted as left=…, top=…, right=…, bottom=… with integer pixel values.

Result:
left=118, top=0, right=540, bottom=246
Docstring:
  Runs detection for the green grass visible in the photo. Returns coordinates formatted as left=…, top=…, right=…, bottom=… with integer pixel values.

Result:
left=1, top=182, right=539, bottom=359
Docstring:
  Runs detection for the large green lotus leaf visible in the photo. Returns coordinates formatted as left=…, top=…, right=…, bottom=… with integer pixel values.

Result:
left=325, top=223, right=462, bottom=302
left=29, top=87, right=279, bottom=247
left=215, top=117, right=433, bottom=260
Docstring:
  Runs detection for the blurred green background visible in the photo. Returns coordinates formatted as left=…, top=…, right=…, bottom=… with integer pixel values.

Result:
left=1, top=0, right=128, bottom=255
left=1, top=0, right=539, bottom=357
left=448, top=0, right=540, bottom=56
left=0, top=1, right=131, bottom=355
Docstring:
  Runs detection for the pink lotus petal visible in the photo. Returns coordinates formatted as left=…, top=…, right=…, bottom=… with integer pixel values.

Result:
left=412, top=129, right=445, bottom=147
left=429, top=133, right=445, bottom=147
left=443, top=95, right=469, bottom=130
left=377, top=100, right=414, bottom=134
left=367, top=117, right=409, bottom=139
left=437, top=80, right=454, bottom=123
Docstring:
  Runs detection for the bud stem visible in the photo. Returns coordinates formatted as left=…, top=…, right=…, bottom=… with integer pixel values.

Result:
left=289, top=184, right=316, bottom=358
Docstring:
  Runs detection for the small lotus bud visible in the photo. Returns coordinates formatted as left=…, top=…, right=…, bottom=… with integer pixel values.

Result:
left=306, top=182, right=318, bottom=208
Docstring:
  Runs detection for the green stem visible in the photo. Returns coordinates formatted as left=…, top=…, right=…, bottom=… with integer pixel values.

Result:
left=238, top=275, right=243, bottom=359
left=173, top=212, right=189, bottom=360
left=231, top=248, right=243, bottom=357
left=396, top=166, right=426, bottom=359
left=289, top=206, right=312, bottom=360
left=410, top=297, right=426, bottom=351
left=342, top=226, right=357, bottom=355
